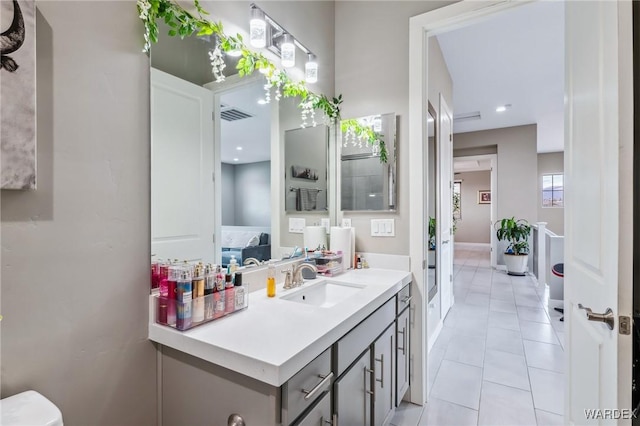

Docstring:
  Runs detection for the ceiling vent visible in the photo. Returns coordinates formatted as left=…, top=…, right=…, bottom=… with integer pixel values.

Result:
left=453, top=111, right=481, bottom=123
left=220, top=106, right=253, bottom=121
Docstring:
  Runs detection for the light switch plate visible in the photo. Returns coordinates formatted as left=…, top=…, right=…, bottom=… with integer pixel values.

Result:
left=371, top=219, right=394, bottom=237
left=320, top=218, right=330, bottom=234
left=341, top=218, right=352, bottom=228
left=288, top=217, right=305, bottom=233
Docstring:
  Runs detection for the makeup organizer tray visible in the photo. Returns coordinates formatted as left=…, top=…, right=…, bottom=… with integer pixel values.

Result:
left=154, top=285, right=249, bottom=331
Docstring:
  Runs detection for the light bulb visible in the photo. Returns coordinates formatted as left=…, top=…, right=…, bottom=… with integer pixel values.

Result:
left=249, top=7, right=266, bottom=48
left=305, top=54, right=318, bottom=83
left=281, top=33, right=295, bottom=68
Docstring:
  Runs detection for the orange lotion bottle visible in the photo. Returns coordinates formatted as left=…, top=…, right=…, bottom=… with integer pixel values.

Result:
left=267, top=263, right=276, bottom=297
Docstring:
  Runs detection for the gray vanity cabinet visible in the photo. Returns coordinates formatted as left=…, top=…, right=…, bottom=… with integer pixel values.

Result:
left=334, top=349, right=372, bottom=426
left=373, top=324, right=395, bottom=426
left=395, top=284, right=411, bottom=406
left=396, top=307, right=410, bottom=405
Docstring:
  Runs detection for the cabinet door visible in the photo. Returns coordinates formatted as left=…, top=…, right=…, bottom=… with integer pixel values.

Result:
left=396, top=308, right=410, bottom=406
left=373, top=324, right=395, bottom=426
left=334, top=349, right=372, bottom=426
left=294, top=391, right=332, bottom=426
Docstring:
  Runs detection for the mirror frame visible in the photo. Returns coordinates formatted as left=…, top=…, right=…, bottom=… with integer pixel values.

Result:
left=339, top=113, right=398, bottom=212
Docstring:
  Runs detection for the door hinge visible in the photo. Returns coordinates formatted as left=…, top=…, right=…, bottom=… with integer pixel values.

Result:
left=450, top=274, right=453, bottom=282
left=212, top=111, right=215, bottom=121
left=212, top=172, right=215, bottom=182
left=422, top=260, right=426, bottom=270
left=449, top=134, right=452, bottom=142
left=619, top=316, right=631, bottom=335
left=212, top=233, right=215, bottom=243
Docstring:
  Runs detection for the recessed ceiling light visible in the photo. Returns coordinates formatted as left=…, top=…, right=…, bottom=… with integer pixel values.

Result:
left=496, top=104, right=512, bottom=113
left=257, top=99, right=267, bottom=105
left=233, top=158, right=239, bottom=162
left=236, top=146, right=243, bottom=151
left=369, top=194, right=376, bottom=198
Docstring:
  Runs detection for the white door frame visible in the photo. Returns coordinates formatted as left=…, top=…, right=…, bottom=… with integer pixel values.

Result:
left=453, top=153, right=498, bottom=267
left=203, top=74, right=280, bottom=264
left=410, top=0, right=633, bottom=412
left=409, top=0, right=530, bottom=405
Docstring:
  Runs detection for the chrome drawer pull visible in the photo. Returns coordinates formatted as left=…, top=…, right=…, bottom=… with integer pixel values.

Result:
left=374, top=355, right=384, bottom=388
left=365, top=366, right=375, bottom=397
left=302, top=372, right=334, bottom=401
left=401, top=295, right=412, bottom=304
left=398, top=327, right=406, bottom=355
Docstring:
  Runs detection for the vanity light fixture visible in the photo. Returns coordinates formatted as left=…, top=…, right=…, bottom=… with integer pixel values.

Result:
left=249, top=6, right=267, bottom=48
left=496, top=104, right=512, bottom=113
left=233, top=158, right=239, bottom=162
left=280, top=33, right=295, bottom=68
left=249, top=4, right=317, bottom=76
left=305, top=54, right=318, bottom=84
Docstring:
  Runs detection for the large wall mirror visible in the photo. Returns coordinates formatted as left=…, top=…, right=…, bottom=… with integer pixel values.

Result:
left=284, top=126, right=329, bottom=212
left=149, top=12, right=336, bottom=283
left=340, top=113, right=397, bottom=211
left=427, top=104, right=437, bottom=302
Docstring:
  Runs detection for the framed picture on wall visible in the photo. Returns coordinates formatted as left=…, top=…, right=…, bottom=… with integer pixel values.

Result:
left=478, top=190, right=491, bottom=204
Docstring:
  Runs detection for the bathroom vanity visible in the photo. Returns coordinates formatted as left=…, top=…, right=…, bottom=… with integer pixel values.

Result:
left=149, top=268, right=412, bottom=426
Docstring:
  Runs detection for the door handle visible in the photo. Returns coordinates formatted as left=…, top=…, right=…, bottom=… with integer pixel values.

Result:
left=577, top=304, right=615, bottom=330
left=442, top=240, right=450, bottom=244
left=374, top=355, right=384, bottom=388
left=302, top=372, right=334, bottom=401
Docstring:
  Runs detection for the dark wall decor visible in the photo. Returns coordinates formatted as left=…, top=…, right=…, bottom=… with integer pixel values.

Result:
left=1, top=0, right=36, bottom=189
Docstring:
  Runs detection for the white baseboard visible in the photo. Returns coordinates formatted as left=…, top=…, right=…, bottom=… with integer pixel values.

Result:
left=454, top=242, right=491, bottom=248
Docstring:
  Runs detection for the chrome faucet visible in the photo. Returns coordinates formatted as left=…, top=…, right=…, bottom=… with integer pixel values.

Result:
left=243, top=257, right=261, bottom=267
left=292, top=263, right=318, bottom=288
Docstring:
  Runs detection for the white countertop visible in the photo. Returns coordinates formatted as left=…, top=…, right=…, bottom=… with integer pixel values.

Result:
left=148, top=268, right=411, bottom=387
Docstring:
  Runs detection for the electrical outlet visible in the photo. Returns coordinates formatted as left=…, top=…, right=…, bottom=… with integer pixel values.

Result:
left=341, top=218, right=352, bottom=227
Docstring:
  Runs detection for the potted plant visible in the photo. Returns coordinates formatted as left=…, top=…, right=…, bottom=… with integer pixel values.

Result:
left=427, top=217, right=436, bottom=268
left=495, top=217, right=532, bottom=276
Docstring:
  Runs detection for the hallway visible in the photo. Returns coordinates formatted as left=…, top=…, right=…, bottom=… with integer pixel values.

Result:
left=391, top=244, right=565, bottom=425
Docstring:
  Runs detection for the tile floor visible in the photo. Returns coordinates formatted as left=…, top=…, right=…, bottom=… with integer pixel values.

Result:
left=390, top=244, right=564, bottom=426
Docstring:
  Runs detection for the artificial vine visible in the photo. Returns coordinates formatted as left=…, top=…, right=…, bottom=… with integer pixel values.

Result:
left=137, top=0, right=387, bottom=162
left=340, top=119, right=388, bottom=163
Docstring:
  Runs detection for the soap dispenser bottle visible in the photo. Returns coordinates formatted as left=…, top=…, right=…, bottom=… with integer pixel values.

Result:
left=229, top=255, right=239, bottom=275
left=266, top=262, right=276, bottom=298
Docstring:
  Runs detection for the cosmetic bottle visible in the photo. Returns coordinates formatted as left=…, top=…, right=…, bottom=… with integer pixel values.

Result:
left=225, top=274, right=235, bottom=313
left=176, top=270, right=193, bottom=330
left=214, top=287, right=226, bottom=319
left=204, top=264, right=215, bottom=319
left=234, top=272, right=246, bottom=311
left=215, top=265, right=225, bottom=292
left=166, top=265, right=180, bottom=325
left=267, top=262, right=276, bottom=298
left=192, top=265, right=205, bottom=323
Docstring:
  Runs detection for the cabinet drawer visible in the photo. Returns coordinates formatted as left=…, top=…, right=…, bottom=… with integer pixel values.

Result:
left=282, top=348, right=332, bottom=425
left=292, top=390, right=332, bottom=426
left=396, top=284, right=411, bottom=314
left=335, top=298, right=395, bottom=377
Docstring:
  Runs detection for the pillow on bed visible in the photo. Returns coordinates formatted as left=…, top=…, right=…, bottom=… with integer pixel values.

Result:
left=245, top=235, right=260, bottom=247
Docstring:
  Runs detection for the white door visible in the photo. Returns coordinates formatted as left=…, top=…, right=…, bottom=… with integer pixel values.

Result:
left=438, top=94, right=454, bottom=317
left=565, top=1, right=629, bottom=423
left=151, top=68, right=215, bottom=263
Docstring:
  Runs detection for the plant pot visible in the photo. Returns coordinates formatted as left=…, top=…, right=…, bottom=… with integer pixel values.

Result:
left=504, top=253, right=528, bottom=276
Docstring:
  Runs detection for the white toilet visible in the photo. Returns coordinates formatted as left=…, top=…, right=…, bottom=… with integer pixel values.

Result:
left=0, top=390, right=63, bottom=426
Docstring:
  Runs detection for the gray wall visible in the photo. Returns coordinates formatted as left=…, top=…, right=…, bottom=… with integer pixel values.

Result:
left=335, top=1, right=455, bottom=255
left=235, top=161, right=271, bottom=226
left=455, top=171, right=491, bottom=243
left=537, top=152, right=564, bottom=235
left=221, top=163, right=237, bottom=226
left=1, top=3, right=156, bottom=425
left=454, top=125, right=538, bottom=225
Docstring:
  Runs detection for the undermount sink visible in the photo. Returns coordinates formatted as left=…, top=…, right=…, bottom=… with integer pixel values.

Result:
left=280, top=280, right=365, bottom=308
